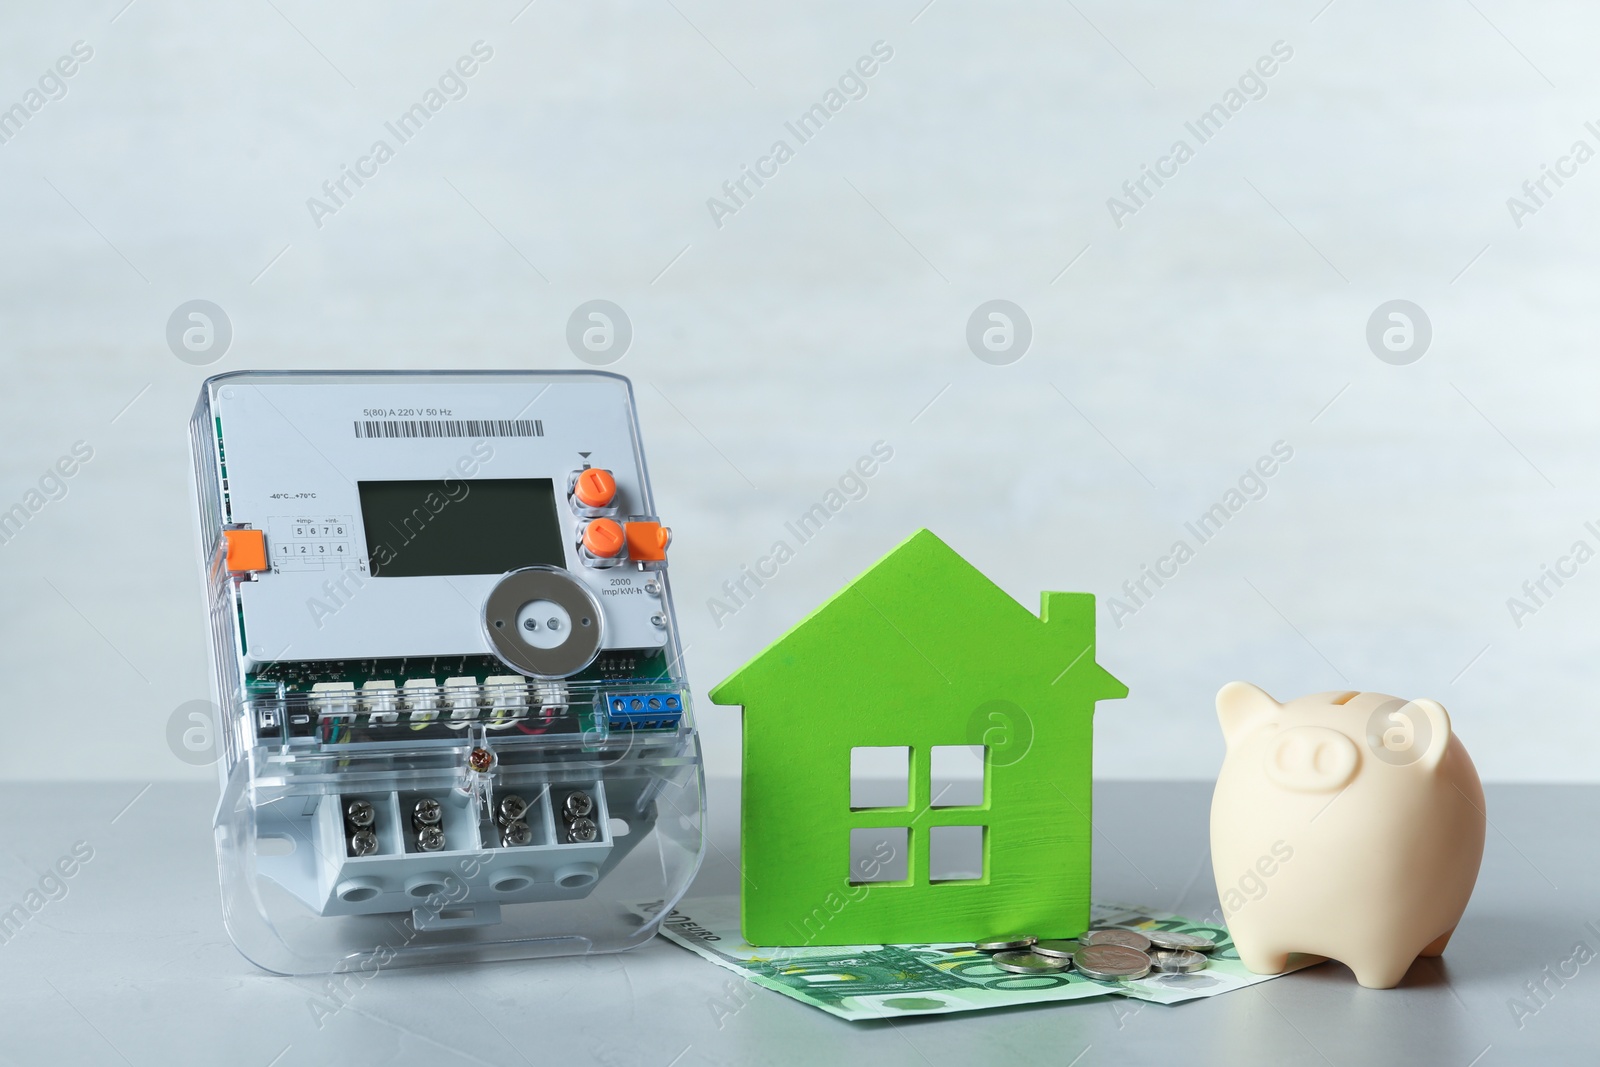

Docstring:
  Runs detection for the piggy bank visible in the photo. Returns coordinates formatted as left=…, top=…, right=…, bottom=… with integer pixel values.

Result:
left=1209, top=682, right=1485, bottom=989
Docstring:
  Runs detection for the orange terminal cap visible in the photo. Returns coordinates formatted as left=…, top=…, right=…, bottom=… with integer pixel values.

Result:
left=223, top=528, right=268, bottom=573
left=574, top=468, right=617, bottom=509
left=582, top=518, right=626, bottom=558
left=625, top=521, right=670, bottom=561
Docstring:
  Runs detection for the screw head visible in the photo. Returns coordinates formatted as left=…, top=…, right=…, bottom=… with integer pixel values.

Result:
left=345, top=799, right=375, bottom=828
left=412, top=797, right=442, bottom=826
left=468, top=747, right=494, bottom=772
left=567, top=816, right=598, bottom=843
left=501, top=820, right=534, bottom=847
left=348, top=829, right=378, bottom=856
left=417, top=825, right=446, bottom=852
left=497, top=794, right=529, bottom=824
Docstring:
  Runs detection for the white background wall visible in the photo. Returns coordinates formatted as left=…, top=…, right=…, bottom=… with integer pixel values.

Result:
left=1, top=1, right=1594, bottom=782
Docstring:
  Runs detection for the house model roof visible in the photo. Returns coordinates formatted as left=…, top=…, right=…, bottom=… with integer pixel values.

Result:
left=710, top=528, right=1125, bottom=710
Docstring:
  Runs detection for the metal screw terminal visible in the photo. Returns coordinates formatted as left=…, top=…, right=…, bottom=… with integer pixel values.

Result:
left=412, top=797, right=442, bottom=827
left=497, top=794, right=529, bottom=825
left=345, top=799, right=375, bottom=828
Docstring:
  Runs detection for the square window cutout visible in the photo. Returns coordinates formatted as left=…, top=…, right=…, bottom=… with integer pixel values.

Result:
left=930, top=825, right=985, bottom=882
left=849, top=827, right=909, bottom=884
left=850, top=746, right=909, bottom=809
left=930, top=745, right=985, bottom=807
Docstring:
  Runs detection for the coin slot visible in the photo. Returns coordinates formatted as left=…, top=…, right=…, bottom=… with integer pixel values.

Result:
left=850, top=747, right=910, bottom=810
left=929, top=825, right=985, bottom=883
left=929, top=745, right=985, bottom=807
left=848, top=826, right=909, bottom=884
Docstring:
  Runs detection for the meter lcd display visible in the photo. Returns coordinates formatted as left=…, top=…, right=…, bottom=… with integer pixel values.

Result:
left=358, top=478, right=566, bottom=577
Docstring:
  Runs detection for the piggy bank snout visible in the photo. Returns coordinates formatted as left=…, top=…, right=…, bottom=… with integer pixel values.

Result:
left=1262, top=725, right=1359, bottom=793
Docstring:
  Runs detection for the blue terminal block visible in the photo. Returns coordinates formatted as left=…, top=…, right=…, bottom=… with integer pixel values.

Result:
left=606, top=691, right=684, bottom=730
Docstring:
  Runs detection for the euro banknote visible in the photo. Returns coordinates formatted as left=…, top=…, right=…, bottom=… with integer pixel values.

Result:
left=655, top=895, right=1319, bottom=1022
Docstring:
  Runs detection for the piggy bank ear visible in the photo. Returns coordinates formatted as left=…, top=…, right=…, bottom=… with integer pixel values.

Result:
left=1371, top=698, right=1452, bottom=771
left=1216, top=681, right=1279, bottom=746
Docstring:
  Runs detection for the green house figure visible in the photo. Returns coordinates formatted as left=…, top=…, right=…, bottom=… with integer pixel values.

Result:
left=710, top=529, right=1127, bottom=947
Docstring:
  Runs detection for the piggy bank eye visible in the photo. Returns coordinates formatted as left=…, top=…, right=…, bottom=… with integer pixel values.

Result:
left=1263, top=725, right=1359, bottom=793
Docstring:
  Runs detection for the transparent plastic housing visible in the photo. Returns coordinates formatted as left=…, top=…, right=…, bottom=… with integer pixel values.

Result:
left=189, top=370, right=706, bottom=974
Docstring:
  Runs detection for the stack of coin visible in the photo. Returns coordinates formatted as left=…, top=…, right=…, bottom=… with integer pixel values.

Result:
left=972, top=926, right=1218, bottom=981
left=1074, top=944, right=1151, bottom=981
left=991, top=950, right=1070, bottom=974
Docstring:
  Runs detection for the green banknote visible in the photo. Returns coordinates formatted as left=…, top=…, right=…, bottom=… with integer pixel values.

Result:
left=655, top=896, right=1319, bottom=1021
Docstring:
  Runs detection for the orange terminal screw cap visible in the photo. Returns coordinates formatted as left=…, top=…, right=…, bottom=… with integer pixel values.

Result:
left=574, top=468, right=617, bottom=509
left=582, top=518, right=626, bottom=558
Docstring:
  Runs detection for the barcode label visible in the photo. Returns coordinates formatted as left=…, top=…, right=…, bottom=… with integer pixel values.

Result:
left=353, top=419, right=544, bottom=440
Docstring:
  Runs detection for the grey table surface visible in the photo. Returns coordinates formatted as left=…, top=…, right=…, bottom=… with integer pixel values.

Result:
left=0, top=778, right=1591, bottom=1067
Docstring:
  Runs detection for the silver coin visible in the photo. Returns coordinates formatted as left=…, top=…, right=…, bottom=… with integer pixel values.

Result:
left=992, top=950, right=1070, bottom=974
left=348, top=829, right=378, bottom=856
left=1073, top=944, right=1152, bottom=981
left=1081, top=928, right=1152, bottom=952
left=345, top=799, right=375, bottom=828
left=1146, top=929, right=1217, bottom=953
left=1031, top=939, right=1081, bottom=960
left=416, top=825, right=446, bottom=852
left=974, top=935, right=1036, bottom=951
left=1150, top=948, right=1207, bottom=973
